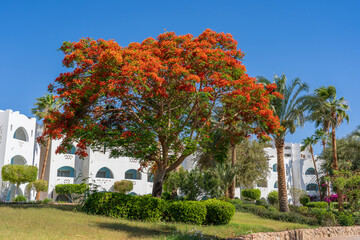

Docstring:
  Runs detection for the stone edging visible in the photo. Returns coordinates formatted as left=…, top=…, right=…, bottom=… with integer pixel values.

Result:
left=230, top=226, right=360, bottom=240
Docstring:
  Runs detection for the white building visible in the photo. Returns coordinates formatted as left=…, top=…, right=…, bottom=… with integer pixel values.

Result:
left=255, top=143, right=323, bottom=203
left=0, top=109, right=323, bottom=202
left=0, top=109, right=41, bottom=201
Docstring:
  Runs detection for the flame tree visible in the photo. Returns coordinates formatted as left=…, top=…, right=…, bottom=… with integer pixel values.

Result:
left=43, top=29, right=281, bottom=197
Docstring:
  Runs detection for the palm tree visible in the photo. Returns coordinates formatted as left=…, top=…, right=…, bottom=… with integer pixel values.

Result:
left=258, top=74, right=309, bottom=212
left=314, top=129, right=328, bottom=152
left=31, top=93, right=62, bottom=201
left=306, top=86, right=349, bottom=210
left=301, top=136, right=322, bottom=200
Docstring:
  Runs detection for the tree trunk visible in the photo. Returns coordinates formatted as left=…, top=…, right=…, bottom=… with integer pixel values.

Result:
left=331, top=123, right=343, bottom=211
left=36, top=136, right=51, bottom=201
left=152, top=166, right=167, bottom=198
left=275, top=138, right=289, bottom=212
left=229, top=144, right=236, bottom=199
left=310, top=145, right=322, bottom=200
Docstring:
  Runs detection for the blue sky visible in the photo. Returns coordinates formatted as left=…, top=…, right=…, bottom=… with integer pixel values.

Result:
left=0, top=1, right=359, bottom=153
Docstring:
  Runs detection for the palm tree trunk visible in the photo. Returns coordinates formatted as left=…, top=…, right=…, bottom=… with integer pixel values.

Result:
left=36, top=136, right=51, bottom=201
left=332, top=122, right=343, bottom=211
left=229, top=144, right=236, bottom=199
left=310, top=145, right=322, bottom=200
left=275, top=138, right=289, bottom=212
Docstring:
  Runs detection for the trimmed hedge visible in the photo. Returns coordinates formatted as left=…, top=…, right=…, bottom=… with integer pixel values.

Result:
left=166, top=201, right=206, bottom=225
left=204, top=199, right=235, bottom=225
left=84, top=192, right=235, bottom=225
left=306, top=201, right=328, bottom=209
left=267, top=191, right=278, bottom=205
left=300, top=196, right=310, bottom=206
left=84, top=192, right=165, bottom=222
left=241, top=189, right=261, bottom=201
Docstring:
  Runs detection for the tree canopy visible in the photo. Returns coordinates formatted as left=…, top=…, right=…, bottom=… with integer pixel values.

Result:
left=44, top=29, right=281, bottom=196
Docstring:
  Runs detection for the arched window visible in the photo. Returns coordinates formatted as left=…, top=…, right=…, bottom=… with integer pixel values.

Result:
left=128, top=192, right=137, bottom=196
left=125, top=169, right=141, bottom=180
left=257, top=179, right=267, bottom=188
left=147, top=173, right=154, bottom=183
left=66, top=145, right=76, bottom=155
left=273, top=164, right=277, bottom=172
left=274, top=181, right=278, bottom=188
left=305, top=168, right=316, bottom=175
left=11, top=155, right=26, bottom=165
left=13, top=127, right=28, bottom=141
left=57, top=166, right=76, bottom=177
left=95, top=167, right=114, bottom=179
left=306, top=183, right=318, bottom=191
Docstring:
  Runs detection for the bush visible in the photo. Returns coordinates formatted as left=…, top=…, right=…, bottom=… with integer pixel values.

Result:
left=166, top=201, right=207, bottom=225
left=55, top=183, right=88, bottom=202
left=13, top=195, right=27, bottom=202
left=256, top=197, right=268, bottom=207
left=229, top=199, right=243, bottom=211
left=41, top=198, right=53, bottom=204
left=84, top=192, right=165, bottom=222
left=161, top=192, right=171, bottom=200
left=332, top=202, right=351, bottom=210
left=204, top=199, right=235, bottom=225
left=310, top=208, right=337, bottom=226
left=298, top=206, right=309, bottom=214
left=113, top=180, right=133, bottom=194
left=300, top=196, right=310, bottom=206
left=236, top=204, right=318, bottom=226
left=241, top=189, right=261, bottom=201
left=336, top=212, right=355, bottom=226
left=267, top=191, right=278, bottom=205
left=306, top=201, right=328, bottom=209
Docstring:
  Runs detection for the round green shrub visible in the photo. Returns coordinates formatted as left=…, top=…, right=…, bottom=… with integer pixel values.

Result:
left=41, top=198, right=54, bottom=204
left=298, top=206, right=309, bottom=214
left=267, top=191, right=279, bottom=205
left=241, top=189, right=261, bottom=201
left=204, top=199, right=235, bottom=225
left=167, top=201, right=207, bottom=225
left=306, top=201, right=328, bottom=209
left=256, top=197, right=268, bottom=206
left=13, top=195, right=27, bottom=202
left=229, top=199, right=243, bottom=211
left=113, top=180, right=133, bottom=194
left=300, top=196, right=310, bottom=206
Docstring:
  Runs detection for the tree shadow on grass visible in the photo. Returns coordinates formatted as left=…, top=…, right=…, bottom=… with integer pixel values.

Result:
left=96, top=222, right=176, bottom=239
left=0, top=203, right=77, bottom=212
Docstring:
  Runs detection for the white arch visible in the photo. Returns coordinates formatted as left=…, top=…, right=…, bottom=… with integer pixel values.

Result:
left=11, top=155, right=27, bottom=165
left=13, top=127, right=29, bottom=142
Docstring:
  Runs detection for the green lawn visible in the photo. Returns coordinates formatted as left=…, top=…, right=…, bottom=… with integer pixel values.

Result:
left=0, top=204, right=310, bottom=240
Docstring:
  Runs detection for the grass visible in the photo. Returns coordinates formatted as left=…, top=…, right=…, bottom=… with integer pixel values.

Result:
left=0, top=204, right=311, bottom=240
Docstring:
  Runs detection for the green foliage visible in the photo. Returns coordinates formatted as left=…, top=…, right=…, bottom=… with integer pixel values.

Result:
left=166, top=201, right=207, bottom=225
left=84, top=192, right=165, bottom=222
left=331, top=170, right=360, bottom=211
left=161, top=192, right=172, bottom=200
left=255, top=198, right=268, bottom=207
left=309, top=208, right=337, bottom=226
left=241, top=189, right=261, bottom=201
left=204, top=199, right=235, bottom=225
left=41, top=198, right=53, bottom=204
left=197, top=138, right=271, bottom=189
left=336, top=212, right=355, bottom=226
left=1, top=165, right=38, bottom=187
left=297, top=206, right=309, bottom=215
left=229, top=199, right=243, bottom=210
left=164, top=167, right=223, bottom=200
left=235, top=204, right=318, bottom=226
left=13, top=195, right=27, bottom=202
left=306, top=202, right=328, bottom=209
left=27, top=180, right=48, bottom=193
left=84, top=192, right=234, bottom=225
left=113, top=180, right=133, bottom=194
left=55, top=183, right=88, bottom=203
left=267, top=191, right=279, bottom=205
left=300, top=196, right=310, bottom=206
